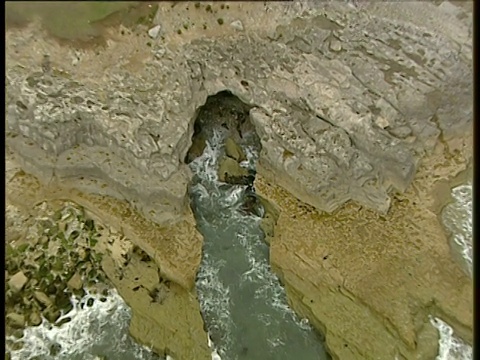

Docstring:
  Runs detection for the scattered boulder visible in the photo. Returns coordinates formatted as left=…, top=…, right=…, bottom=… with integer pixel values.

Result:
left=43, top=307, right=61, bottom=324
left=230, top=20, right=244, bottom=31
left=148, top=25, right=161, bottom=39
left=6, top=313, right=25, bottom=328
left=29, top=311, right=42, bottom=326
left=218, top=157, right=249, bottom=184
left=34, top=291, right=53, bottom=308
left=329, top=39, right=342, bottom=52
left=8, top=271, right=28, bottom=293
left=67, top=272, right=83, bottom=291
left=225, top=137, right=246, bottom=162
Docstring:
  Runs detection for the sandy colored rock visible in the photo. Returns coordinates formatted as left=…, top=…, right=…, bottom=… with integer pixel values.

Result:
left=43, top=307, right=61, bottom=324
left=4, top=2, right=473, bottom=360
left=67, top=273, right=83, bottom=290
left=34, top=291, right=53, bottom=308
left=218, top=157, right=249, bottom=183
left=6, top=2, right=471, bottom=218
left=29, top=311, right=43, bottom=326
left=6, top=158, right=209, bottom=357
left=224, top=137, right=246, bottom=162
left=101, top=246, right=211, bottom=360
left=8, top=271, right=28, bottom=293
left=7, top=313, right=25, bottom=328
left=255, top=134, right=473, bottom=360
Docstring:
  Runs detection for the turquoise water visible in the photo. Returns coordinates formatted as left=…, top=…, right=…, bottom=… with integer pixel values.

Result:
left=189, top=128, right=328, bottom=360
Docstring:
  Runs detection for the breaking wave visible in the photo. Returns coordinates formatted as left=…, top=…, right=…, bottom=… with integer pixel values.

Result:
left=6, top=289, right=159, bottom=360
left=189, top=129, right=327, bottom=359
left=441, top=182, right=473, bottom=276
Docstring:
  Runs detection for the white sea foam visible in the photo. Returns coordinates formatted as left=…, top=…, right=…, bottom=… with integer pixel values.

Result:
left=190, top=125, right=324, bottom=358
left=6, top=289, right=157, bottom=360
left=441, top=182, right=473, bottom=276
left=195, top=254, right=235, bottom=357
left=432, top=181, right=472, bottom=360
left=430, top=317, right=472, bottom=360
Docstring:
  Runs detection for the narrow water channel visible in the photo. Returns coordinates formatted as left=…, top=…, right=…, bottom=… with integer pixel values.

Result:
left=188, top=127, right=328, bottom=360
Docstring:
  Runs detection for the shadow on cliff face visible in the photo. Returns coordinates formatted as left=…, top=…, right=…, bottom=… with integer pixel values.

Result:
left=185, top=90, right=259, bottom=166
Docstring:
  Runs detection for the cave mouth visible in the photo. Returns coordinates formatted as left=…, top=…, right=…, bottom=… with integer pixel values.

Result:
left=185, top=90, right=261, bottom=167
left=185, top=91, right=328, bottom=359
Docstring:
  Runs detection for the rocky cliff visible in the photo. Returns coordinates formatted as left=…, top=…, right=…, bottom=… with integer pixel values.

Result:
left=5, top=1, right=473, bottom=359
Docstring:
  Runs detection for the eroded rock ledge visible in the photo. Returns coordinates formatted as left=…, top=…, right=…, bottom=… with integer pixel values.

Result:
left=6, top=1, right=472, bottom=360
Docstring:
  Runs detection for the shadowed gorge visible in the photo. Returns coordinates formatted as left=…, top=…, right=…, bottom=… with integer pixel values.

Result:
left=186, top=93, right=328, bottom=359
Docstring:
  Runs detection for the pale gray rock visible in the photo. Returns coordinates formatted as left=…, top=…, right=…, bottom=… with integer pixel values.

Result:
left=230, top=20, right=244, bottom=31
left=148, top=25, right=161, bottom=39
left=5, top=1, right=472, bottom=219
left=329, top=39, right=342, bottom=52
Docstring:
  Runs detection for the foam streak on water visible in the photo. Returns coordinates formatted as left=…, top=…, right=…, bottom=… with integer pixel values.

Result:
left=189, top=129, right=327, bottom=360
left=441, top=182, right=473, bottom=276
left=430, top=317, right=472, bottom=360
left=6, top=289, right=159, bottom=360
left=431, top=180, right=473, bottom=360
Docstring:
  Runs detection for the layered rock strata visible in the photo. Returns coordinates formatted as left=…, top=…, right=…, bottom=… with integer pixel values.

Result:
left=5, top=1, right=473, bottom=359
left=6, top=153, right=211, bottom=360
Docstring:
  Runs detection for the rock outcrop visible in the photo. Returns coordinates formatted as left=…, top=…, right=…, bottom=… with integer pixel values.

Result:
left=6, top=2, right=472, bottom=218
left=256, top=131, right=473, bottom=359
left=5, top=1, right=473, bottom=359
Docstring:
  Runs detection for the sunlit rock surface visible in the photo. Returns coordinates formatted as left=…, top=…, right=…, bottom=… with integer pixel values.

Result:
left=5, top=1, right=472, bottom=360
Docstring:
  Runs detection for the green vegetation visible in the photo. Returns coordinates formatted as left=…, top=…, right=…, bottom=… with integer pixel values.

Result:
left=5, top=202, right=108, bottom=345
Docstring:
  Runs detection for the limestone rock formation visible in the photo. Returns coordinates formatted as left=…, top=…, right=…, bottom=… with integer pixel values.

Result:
left=5, top=1, right=473, bottom=360
left=6, top=2, right=472, bottom=218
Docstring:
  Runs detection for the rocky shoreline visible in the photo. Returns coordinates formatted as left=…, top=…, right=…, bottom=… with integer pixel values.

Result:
left=6, top=2, right=473, bottom=360
left=5, top=201, right=108, bottom=356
